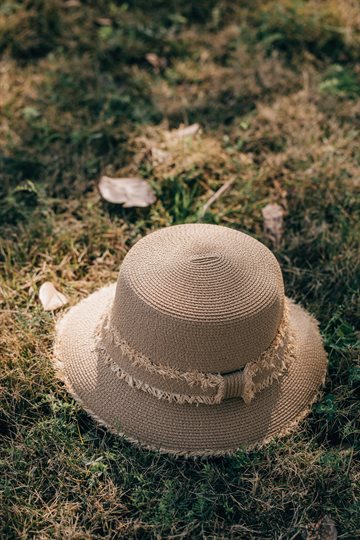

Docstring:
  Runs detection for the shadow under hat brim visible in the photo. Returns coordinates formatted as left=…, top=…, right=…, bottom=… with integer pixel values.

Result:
left=54, top=284, right=327, bottom=457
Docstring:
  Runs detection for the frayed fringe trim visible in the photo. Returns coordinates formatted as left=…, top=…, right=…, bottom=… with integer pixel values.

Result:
left=97, top=343, right=224, bottom=405
left=52, top=346, right=328, bottom=459
left=240, top=300, right=297, bottom=403
left=52, top=297, right=328, bottom=458
left=98, top=299, right=294, bottom=404
left=100, top=312, right=222, bottom=391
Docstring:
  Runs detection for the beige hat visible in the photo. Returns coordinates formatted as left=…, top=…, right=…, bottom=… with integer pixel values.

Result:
left=54, top=224, right=327, bottom=456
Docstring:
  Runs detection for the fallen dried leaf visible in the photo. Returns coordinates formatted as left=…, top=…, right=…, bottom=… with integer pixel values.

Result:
left=170, top=123, right=200, bottom=139
left=262, top=203, right=284, bottom=246
left=39, top=282, right=68, bottom=311
left=98, top=176, right=156, bottom=208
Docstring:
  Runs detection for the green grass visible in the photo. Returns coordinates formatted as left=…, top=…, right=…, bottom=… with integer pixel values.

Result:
left=1, top=1, right=359, bottom=538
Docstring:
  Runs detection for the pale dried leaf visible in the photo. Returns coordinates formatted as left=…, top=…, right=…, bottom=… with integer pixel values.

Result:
left=262, top=203, right=284, bottom=246
left=39, top=282, right=68, bottom=311
left=171, top=123, right=200, bottom=139
left=98, top=176, right=156, bottom=208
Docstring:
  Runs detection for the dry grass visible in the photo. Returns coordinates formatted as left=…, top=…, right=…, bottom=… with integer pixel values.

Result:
left=1, top=0, right=359, bottom=538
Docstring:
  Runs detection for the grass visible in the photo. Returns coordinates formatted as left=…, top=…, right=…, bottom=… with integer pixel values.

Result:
left=0, top=0, right=359, bottom=538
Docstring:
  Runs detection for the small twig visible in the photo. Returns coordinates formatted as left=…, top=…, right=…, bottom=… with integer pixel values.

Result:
left=199, top=177, right=235, bottom=218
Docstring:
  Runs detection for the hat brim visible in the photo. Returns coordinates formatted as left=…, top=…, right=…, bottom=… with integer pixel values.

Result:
left=54, top=284, right=327, bottom=457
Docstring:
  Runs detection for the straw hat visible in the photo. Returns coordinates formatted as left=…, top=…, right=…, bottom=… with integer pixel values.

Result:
left=54, top=224, right=327, bottom=456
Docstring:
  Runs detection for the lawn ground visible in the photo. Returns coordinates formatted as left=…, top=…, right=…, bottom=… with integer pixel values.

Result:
left=1, top=1, right=359, bottom=538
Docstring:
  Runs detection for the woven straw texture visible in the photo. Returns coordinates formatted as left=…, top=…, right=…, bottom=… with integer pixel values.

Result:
left=54, top=224, right=327, bottom=456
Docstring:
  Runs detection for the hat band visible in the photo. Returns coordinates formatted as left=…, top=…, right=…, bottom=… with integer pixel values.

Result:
left=96, top=299, right=296, bottom=406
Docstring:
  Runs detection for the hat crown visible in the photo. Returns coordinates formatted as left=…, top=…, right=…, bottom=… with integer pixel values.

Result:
left=110, top=224, right=284, bottom=373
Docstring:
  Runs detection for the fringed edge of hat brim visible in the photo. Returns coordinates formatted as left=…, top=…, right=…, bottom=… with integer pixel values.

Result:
left=52, top=309, right=328, bottom=459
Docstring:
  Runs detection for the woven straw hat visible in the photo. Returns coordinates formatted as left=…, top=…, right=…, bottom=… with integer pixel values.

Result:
left=54, top=224, right=327, bottom=456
